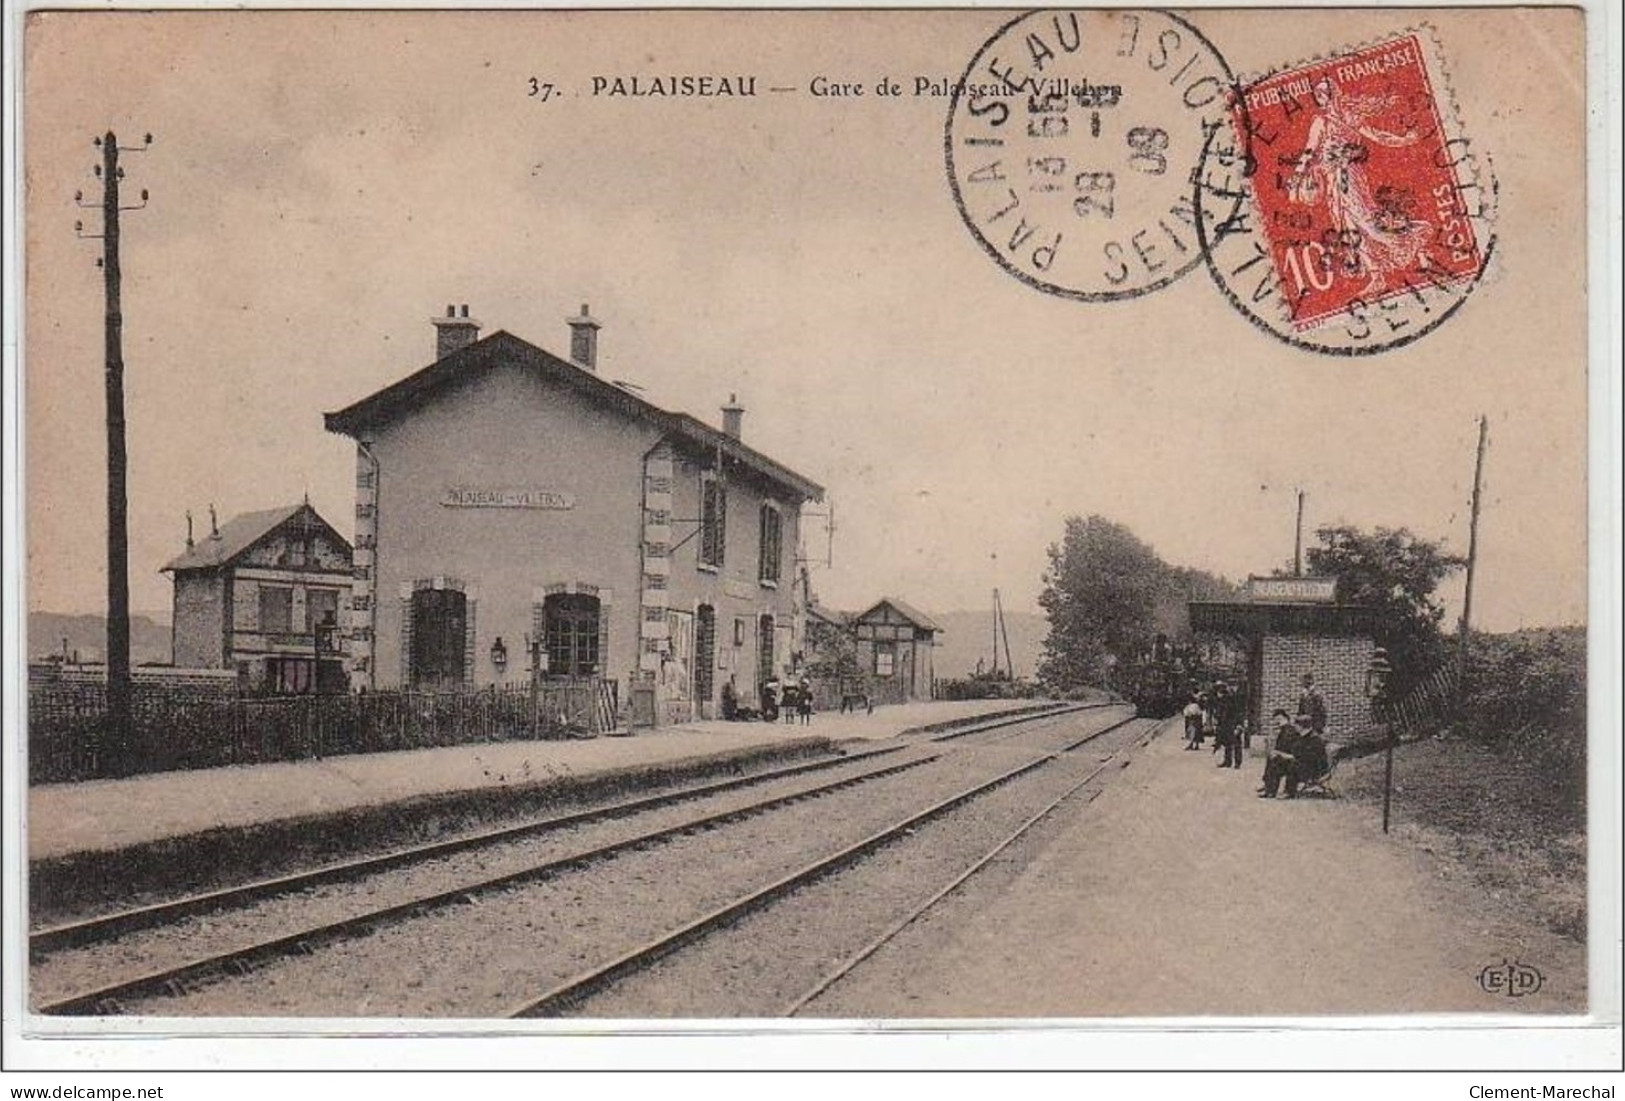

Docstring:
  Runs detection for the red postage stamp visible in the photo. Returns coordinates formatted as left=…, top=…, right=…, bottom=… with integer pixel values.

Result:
left=1233, top=32, right=1485, bottom=331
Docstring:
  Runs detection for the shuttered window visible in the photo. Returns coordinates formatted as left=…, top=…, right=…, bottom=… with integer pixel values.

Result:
left=700, top=476, right=727, bottom=569
left=759, top=504, right=782, bottom=584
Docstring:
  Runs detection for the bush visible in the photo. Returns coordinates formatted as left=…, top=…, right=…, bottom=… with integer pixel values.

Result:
left=936, top=675, right=1042, bottom=701
left=1460, top=627, right=1586, bottom=818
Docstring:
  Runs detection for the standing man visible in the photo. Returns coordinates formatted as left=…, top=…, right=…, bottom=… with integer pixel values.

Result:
left=1296, top=671, right=1328, bottom=735
left=1218, top=683, right=1245, bottom=769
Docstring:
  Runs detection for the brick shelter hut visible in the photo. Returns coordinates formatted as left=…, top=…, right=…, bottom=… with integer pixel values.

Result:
left=1188, top=576, right=1379, bottom=740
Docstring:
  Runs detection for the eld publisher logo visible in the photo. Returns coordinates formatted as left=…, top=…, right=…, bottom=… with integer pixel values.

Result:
left=1477, top=958, right=1544, bottom=998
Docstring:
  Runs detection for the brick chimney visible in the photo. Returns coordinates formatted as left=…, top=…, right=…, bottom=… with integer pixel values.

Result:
left=721, top=393, right=744, bottom=440
left=568, top=304, right=601, bottom=371
left=431, top=304, right=480, bottom=360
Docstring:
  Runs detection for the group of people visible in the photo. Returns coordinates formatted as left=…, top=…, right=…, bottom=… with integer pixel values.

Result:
left=721, top=673, right=814, bottom=724
left=1181, top=672, right=1335, bottom=799
left=1181, top=681, right=1247, bottom=768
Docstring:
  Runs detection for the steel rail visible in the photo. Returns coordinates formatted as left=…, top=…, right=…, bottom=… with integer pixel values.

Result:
left=31, top=741, right=918, bottom=958
left=33, top=703, right=1089, bottom=958
left=35, top=748, right=945, bottom=1016
left=783, top=717, right=1164, bottom=1015
left=506, top=711, right=1143, bottom=1019
left=923, top=701, right=1118, bottom=742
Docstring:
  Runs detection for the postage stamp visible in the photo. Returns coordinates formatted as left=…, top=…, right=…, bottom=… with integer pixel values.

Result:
left=1195, top=29, right=1498, bottom=354
left=945, top=9, right=1240, bottom=302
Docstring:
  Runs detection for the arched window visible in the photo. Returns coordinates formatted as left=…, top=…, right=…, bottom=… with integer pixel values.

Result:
left=544, top=592, right=601, bottom=677
left=409, top=587, right=468, bottom=688
left=695, top=604, right=716, bottom=705
left=756, top=614, right=776, bottom=690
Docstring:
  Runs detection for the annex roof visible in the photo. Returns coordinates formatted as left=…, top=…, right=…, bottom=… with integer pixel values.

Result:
left=852, top=597, right=943, bottom=633
left=161, top=502, right=351, bottom=573
left=323, top=330, right=824, bottom=503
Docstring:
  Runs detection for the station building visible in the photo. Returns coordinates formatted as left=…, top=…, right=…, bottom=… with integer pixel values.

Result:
left=1189, top=575, right=1379, bottom=737
left=324, top=305, right=824, bottom=727
left=162, top=502, right=353, bottom=693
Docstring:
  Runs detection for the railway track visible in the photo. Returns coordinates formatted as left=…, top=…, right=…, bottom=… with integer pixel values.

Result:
left=33, top=701, right=1117, bottom=1015
left=508, top=712, right=1152, bottom=1018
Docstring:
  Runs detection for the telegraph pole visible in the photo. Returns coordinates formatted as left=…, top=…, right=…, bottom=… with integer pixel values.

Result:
left=1456, top=415, right=1489, bottom=706
left=77, top=130, right=151, bottom=761
left=1294, top=489, right=1306, bottom=577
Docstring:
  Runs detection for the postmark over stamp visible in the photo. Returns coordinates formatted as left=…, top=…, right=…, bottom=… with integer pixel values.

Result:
left=945, top=10, right=1239, bottom=302
left=1196, top=29, right=1497, bottom=355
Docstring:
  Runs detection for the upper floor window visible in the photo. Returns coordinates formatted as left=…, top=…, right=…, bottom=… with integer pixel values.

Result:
left=306, top=587, right=340, bottom=633
left=259, top=585, right=293, bottom=634
left=759, top=504, right=783, bottom=585
left=700, top=475, right=727, bottom=569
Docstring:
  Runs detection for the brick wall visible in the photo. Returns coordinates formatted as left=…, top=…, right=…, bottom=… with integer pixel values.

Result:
left=172, top=572, right=226, bottom=669
left=1260, top=634, right=1376, bottom=738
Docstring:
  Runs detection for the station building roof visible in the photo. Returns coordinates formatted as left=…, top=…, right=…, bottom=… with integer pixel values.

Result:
left=323, top=330, right=824, bottom=504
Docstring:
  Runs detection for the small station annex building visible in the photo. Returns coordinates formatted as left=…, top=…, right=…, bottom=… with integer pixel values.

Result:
left=1189, top=575, right=1379, bottom=737
left=162, top=502, right=354, bottom=694
left=324, top=305, right=824, bottom=726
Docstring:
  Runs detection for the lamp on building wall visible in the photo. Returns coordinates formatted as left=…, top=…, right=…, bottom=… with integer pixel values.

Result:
left=490, top=637, right=509, bottom=675
left=1364, top=647, right=1391, bottom=699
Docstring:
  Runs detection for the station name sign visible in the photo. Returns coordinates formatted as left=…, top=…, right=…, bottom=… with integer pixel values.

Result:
left=1247, top=576, right=1337, bottom=603
left=442, top=487, right=577, bottom=510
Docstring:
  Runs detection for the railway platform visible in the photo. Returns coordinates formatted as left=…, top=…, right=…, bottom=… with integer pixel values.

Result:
left=26, top=697, right=1056, bottom=919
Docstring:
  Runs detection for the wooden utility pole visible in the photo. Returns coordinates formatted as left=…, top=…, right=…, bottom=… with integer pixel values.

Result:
left=101, top=131, right=132, bottom=754
left=1294, top=489, right=1306, bottom=576
left=994, top=587, right=1007, bottom=682
left=79, top=130, right=150, bottom=761
left=990, top=588, right=1001, bottom=677
left=1456, top=415, right=1490, bottom=703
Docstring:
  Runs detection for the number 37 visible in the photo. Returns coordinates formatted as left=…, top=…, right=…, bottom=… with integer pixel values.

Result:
left=527, top=78, right=555, bottom=101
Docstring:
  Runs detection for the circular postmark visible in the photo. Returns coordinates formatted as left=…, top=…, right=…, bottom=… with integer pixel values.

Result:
left=1194, top=30, right=1499, bottom=355
left=945, top=9, right=1240, bottom=302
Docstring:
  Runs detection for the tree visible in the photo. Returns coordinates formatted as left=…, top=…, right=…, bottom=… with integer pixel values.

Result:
left=1037, top=516, right=1169, bottom=695
left=804, top=613, right=861, bottom=683
left=1303, top=524, right=1465, bottom=700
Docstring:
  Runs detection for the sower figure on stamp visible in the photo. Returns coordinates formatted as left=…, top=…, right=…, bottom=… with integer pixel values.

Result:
left=1291, top=77, right=1434, bottom=299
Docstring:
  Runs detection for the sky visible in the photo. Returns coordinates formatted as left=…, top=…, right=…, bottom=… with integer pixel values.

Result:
left=18, top=8, right=1594, bottom=633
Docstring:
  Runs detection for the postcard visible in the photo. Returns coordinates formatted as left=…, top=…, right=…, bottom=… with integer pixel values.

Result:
left=6, top=4, right=1617, bottom=1074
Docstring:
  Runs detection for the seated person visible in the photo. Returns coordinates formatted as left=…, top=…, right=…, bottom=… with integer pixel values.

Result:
left=1260, top=712, right=1329, bottom=798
